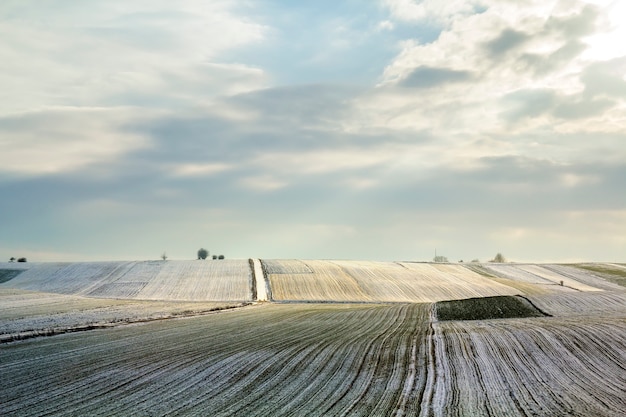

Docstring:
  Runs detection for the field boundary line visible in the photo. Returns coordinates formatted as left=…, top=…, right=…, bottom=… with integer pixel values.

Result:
left=0, top=302, right=253, bottom=344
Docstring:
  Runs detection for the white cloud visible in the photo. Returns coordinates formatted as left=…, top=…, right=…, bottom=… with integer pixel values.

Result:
left=581, top=0, right=626, bottom=60
left=356, top=0, right=626, bottom=168
left=169, top=162, right=233, bottom=178
left=0, top=1, right=268, bottom=113
left=1, top=1, right=625, bottom=262
left=0, top=107, right=151, bottom=175
left=252, top=148, right=392, bottom=176
left=377, top=20, right=395, bottom=31
left=383, top=0, right=485, bottom=26
left=559, top=172, right=600, bottom=188
left=237, top=175, right=289, bottom=192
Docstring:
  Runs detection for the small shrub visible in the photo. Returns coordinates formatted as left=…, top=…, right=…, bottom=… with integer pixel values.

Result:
left=490, top=253, right=506, bottom=263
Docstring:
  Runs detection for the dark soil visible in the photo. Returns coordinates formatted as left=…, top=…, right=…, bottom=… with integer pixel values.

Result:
left=435, top=295, right=548, bottom=321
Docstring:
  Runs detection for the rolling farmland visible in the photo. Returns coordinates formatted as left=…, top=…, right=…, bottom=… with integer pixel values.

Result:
left=2, top=260, right=253, bottom=301
left=0, top=288, right=243, bottom=342
left=431, top=316, right=626, bottom=416
left=1, top=260, right=625, bottom=416
left=264, top=260, right=520, bottom=302
left=1, top=303, right=431, bottom=416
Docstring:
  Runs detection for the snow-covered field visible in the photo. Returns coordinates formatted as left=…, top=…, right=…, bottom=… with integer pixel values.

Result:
left=431, top=315, right=626, bottom=416
left=1, top=260, right=625, bottom=416
left=1, top=303, right=432, bottom=416
left=1, top=260, right=253, bottom=301
left=481, top=263, right=620, bottom=292
left=265, top=260, right=520, bottom=302
left=0, top=288, right=245, bottom=342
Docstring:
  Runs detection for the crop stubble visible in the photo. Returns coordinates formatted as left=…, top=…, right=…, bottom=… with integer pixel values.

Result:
left=1, top=260, right=253, bottom=301
left=2, top=260, right=625, bottom=416
left=1, top=303, right=432, bottom=416
left=265, top=260, right=520, bottom=303
left=431, top=316, right=626, bottom=416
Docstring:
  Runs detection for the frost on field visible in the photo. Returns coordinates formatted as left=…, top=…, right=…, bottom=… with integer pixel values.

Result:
left=0, top=288, right=241, bottom=341
left=0, top=304, right=433, bottom=416
left=1, top=260, right=625, bottom=416
left=544, top=264, right=626, bottom=291
left=265, top=260, right=520, bottom=302
left=481, top=263, right=613, bottom=292
left=525, top=291, right=626, bottom=317
left=261, top=259, right=314, bottom=274
left=431, top=316, right=626, bottom=416
left=0, top=260, right=253, bottom=301
left=265, top=260, right=371, bottom=302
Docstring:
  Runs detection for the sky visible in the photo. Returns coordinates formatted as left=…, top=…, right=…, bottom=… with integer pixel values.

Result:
left=1, top=0, right=625, bottom=263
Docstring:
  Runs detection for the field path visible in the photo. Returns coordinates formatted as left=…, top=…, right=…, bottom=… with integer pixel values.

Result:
left=252, top=258, right=268, bottom=301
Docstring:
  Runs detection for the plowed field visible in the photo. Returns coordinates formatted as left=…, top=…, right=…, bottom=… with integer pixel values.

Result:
left=265, top=260, right=519, bottom=302
left=1, top=260, right=625, bottom=416
left=1, top=303, right=431, bottom=416
left=431, top=316, right=626, bottom=416
left=1, top=260, right=253, bottom=301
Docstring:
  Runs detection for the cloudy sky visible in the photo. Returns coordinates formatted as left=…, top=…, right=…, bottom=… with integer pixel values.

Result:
left=1, top=0, right=625, bottom=262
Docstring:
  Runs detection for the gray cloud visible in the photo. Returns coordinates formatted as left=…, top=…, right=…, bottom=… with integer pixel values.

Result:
left=398, top=66, right=472, bottom=88
left=552, top=97, right=615, bottom=119
left=500, top=79, right=622, bottom=124
left=500, top=89, right=556, bottom=122
left=519, top=40, right=587, bottom=76
left=581, top=58, right=626, bottom=99
left=545, top=4, right=599, bottom=38
left=484, top=29, right=529, bottom=57
left=485, top=6, right=600, bottom=77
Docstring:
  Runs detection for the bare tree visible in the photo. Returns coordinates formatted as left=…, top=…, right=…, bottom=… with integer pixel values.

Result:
left=161, top=252, right=168, bottom=261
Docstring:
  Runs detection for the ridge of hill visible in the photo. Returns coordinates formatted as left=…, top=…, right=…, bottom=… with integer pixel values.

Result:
left=2, top=259, right=621, bottom=303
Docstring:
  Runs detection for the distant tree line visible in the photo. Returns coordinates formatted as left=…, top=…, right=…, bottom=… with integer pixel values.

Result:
left=157, top=249, right=225, bottom=261
left=197, top=248, right=224, bottom=260
left=431, top=252, right=507, bottom=263
left=8, top=257, right=27, bottom=263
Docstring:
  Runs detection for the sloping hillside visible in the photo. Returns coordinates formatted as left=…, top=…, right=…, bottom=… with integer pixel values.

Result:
left=0, top=260, right=253, bottom=302
left=1, top=260, right=625, bottom=416
left=264, top=260, right=520, bottom=302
